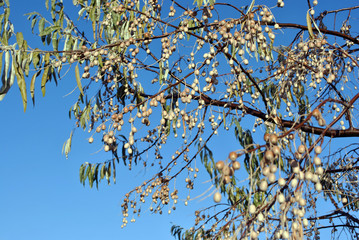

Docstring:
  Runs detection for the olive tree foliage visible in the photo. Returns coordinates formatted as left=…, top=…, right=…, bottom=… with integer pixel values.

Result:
left=1, top=0, right=359, bottom=238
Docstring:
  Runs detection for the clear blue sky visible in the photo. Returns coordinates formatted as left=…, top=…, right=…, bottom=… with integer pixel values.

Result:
left=0, top=1, right=357, bottom=240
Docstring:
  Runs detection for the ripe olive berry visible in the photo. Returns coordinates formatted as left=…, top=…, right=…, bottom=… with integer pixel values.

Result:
left=232, top=161, right=241, bottom=170
left=269, top=134, right=278, bottom=145
left=259, top=180, right=268, bottom=191
left=265, top=150, right=275, bottom=162
left=297, top=145, right=306, bottom=154
left=263, top=133, right=270, bottom=142
left=272, top=145, right=280, bottom=156
left=223, top=175, right=232, bottom=184
left=314, top=145, right=322, bottom=154
left=228, top=151, right=238, bottom=161
left=215, top=161, right=224, bottom=170
left=213, top=192, right=222, bottom=203
left=312, top=108, right=321, bottom=119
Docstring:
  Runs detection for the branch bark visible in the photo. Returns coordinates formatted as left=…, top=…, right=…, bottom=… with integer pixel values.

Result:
left=265, top=21, right=359, bottom=45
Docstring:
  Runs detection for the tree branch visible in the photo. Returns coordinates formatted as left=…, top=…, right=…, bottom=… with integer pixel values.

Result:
left=265, top=22, right=359, bottom=45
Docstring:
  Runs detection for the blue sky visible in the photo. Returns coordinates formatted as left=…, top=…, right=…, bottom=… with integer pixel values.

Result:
left=0, top=0, right=358, bottom=240
left=0, top=1, right=230, bottom=238
left=0, top=1, right=209, bottom=239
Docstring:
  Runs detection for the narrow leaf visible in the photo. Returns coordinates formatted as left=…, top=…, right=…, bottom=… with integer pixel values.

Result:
left=41, top=66, right=49, bottom=96
left=16, top=32, right=24, bottom=48
left=112, top=159, right=116, bottom=184
left=0, top=51, right=11, bottom=101
left=79, top=165, right=85, bottom=183
left=62, top=130, right=73, bottom=159
left=39, top=26, right=61, bottom=37
left=38, top=18, right=45, bottom=34
left=30, top=70, right=41, bottom=105
left=306, top=11, right=314, bottom=39
left=14, top=59, right=27, bottom=112
left=75, top=64, right=84, bottom=95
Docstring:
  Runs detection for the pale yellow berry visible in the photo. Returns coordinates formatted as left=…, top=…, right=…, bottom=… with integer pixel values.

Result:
left=249, top=204, right=256, bottom=214
left=314, top=145, right=322, bottom=154
left=213, top=192, right=222, bottom=203
left=278, top=178, right=286, bottom=187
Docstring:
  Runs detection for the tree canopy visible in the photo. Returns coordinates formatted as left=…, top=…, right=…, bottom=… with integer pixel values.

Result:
left=1, top=0, right=359, bottom=239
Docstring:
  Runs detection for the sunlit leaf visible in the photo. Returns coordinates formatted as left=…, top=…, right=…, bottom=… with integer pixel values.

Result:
left=16, top=32, right=23, bottom=48
left=30, top=70, right=41, bottom=105
left=13, top=56, right=27, bottom=112
left=62, top=130, right=73, bottom=159
left=75, top=64, right=84, bottom=95
left=41, top=66, right=49, bottom=96
left=306, top=11, right=314, bottom=39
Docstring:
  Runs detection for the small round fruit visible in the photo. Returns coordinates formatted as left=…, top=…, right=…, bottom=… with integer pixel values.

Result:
left=264, top=133, right=270, bottom=142
left=278, top=193, right=285, bottom=203
left=222, top=165, right=233, bottom=176
left=222, top=165, right=231, bottom=176
left=315, top=182, right=322, bottom=192
left=265, top=150, right=275, bottom=162
left=232, top=161, right=241, bottom=170
left=262, top=166, right=270, bottom=176
left=305, top=171, right=313, bottom=181
left=268, top=173, right=276, bottom=183
left=303, top=218, right=309, bottom=227
left=297, top=145, right=306, bottom=154
left=270, top=164, right=277, bottom=173
left=108, top=130, right=114, bottom=137
left=131, top=127, right=137, bottom=133
left=278, top=178, right=286, bottom=187
left=312, top=108, right=321, bottom=119
left=311, top=174, right=319, bottom=183
left=224, top=175, right=232, bottom=184
left=104, top=145, right=110, bottom=152
left=318, top=118, right=326, bottom=126
left=272, top=145, right=280, bottom=156
left=292, top=166, right=300, bottom=174
left=291, top=178, right=298, bottom=187
left=216, top=161, right=225, bottom=170
left=88, top=137, right=94, bottom=143
left=342, top=197, right=348, bottom=204
left=250, top=231, right=258, bottom=239
left=249, top=204, right=256, bottom=214
left=257, top=212, right=264, bottom=222
left=314, top=145, right=322, bottom=154
left=213, top=192, right=222, bottom=203
left=111, top=114, right=118, bottom=120
left=228, top=151, right=238, bottom=161
left=313, top=156, right=321, bottom=166
left=282, top=231, right=289, bottom=239
left=269, top=134, right=278, bottom=145
left=315, top=167, right=323, bottom=176
left=259, top=180, right=268, bottom=191
left=295, top=152, right=302, bottom=160
left=299, top=198, right=306, bottom=207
